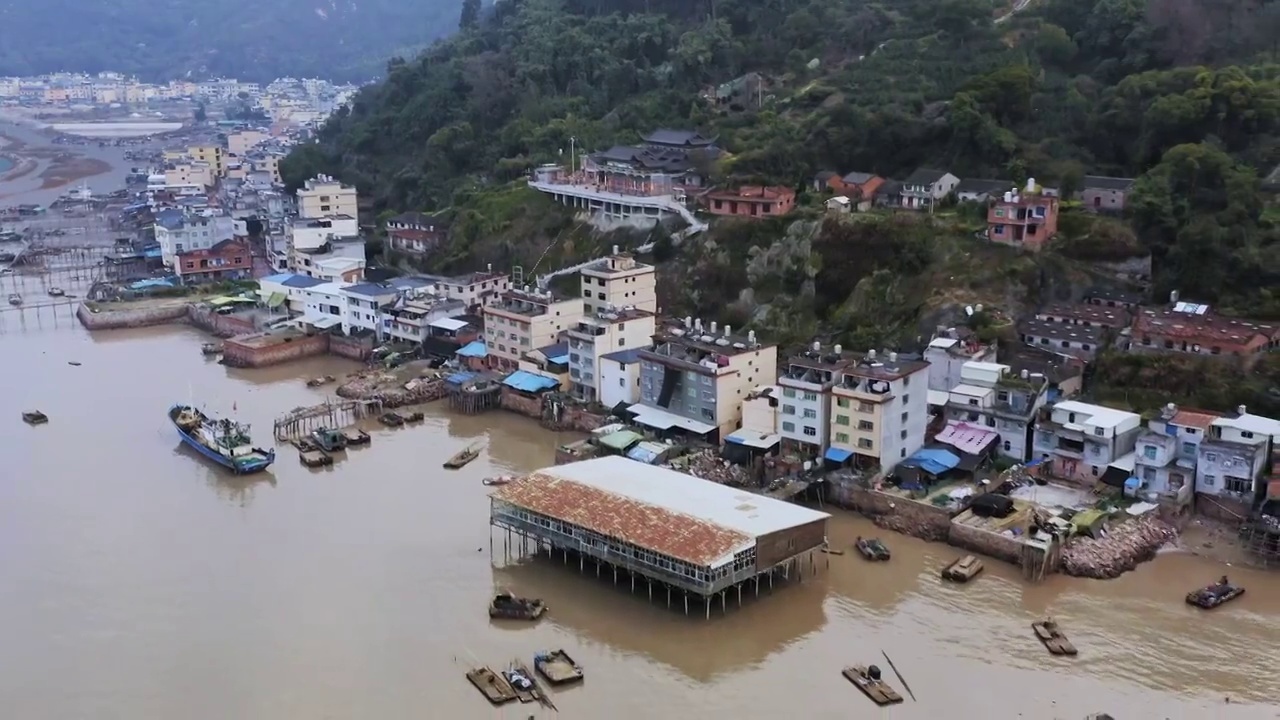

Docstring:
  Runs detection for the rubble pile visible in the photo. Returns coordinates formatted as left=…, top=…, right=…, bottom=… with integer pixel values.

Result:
left=1062, top=515, right=1177, bottom=579
left=873, top=512, right=949, bottom=542
left=679, top=449, right=750, bottom=486
left=336, top=369, right=446, bottom=407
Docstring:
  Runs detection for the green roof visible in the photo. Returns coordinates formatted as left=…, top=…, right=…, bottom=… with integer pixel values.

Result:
left=598, top=430, right=643, bottom=451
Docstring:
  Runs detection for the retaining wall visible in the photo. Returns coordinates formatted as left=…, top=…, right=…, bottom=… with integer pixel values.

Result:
left=500, top=391, right=609, bottom=432
left=222, top=333, right=329, bottom=368
left=187, top=305, right=257, bottom=338
left=825, top=479, right=953, bottom=541
left=1194, top=493, right=1252, bottom=524
left=947, top=521, right=1026, bottom=564
left=330, top=333, right=375, bottom=362
left=77, top=302, right=189, bottom=330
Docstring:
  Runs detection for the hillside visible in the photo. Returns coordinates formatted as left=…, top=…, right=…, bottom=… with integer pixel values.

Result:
left=0, top=0, right=459, bottom=82
left=285, top=0, right=1280, bottom=413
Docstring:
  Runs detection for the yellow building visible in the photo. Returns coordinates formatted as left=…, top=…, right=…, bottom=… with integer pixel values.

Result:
left=579, top=248, right=658, bottom=315
left=297, top=175, right=359, bottom=222
left=827, top=351, right=930, bottom=471
left=482, top=287, right=583, bottom=371
left=227, top=130, right=269, bottom=157
left=188, top=145, right=225, bottom=177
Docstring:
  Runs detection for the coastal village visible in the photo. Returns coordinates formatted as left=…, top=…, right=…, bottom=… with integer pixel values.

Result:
left=6, top=115, right=1277, bottom=714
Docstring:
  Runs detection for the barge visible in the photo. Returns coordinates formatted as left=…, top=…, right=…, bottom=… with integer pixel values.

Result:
left=841, top=665, right=903, bottom=706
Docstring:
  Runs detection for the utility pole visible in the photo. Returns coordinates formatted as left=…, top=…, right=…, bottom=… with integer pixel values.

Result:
left=569, top=136, right=576, bottom=176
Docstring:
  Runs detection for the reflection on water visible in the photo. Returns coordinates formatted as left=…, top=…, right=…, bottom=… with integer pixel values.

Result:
left=1, top=322, right=1279, bottom=718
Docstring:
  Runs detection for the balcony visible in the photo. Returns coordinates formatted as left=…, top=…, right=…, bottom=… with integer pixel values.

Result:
left=568, top=322, right=607, bottom=338
left=834, top=375, right=893, bottom=402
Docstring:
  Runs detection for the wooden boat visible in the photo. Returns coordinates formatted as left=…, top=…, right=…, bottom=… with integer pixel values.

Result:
left=8, top=293, right=22, bottom=306
left=482, top=476, right=513, bottom=486
left=489, top=592, right=547, bottom=620
left=310, top=427, right=347, bottom=452
left=305, top=375, right=336, bottom=388
left=503, top=665, right=537, bottom=703
left=466, top=666, right=517, bottom=705
left=378, top=412, right=405, bottom=427
left=534, top=649, right=584, bottom=685
left=201, top=342, right=221, bottom=356
left=855, top=536, right=891, bottom=561
left=293, top=436, right=321, bottom=452
left=299, top=449, right=332, bottom=467
left=1186, top=576, right=1245, bottom=609
left=941, top=555, right=984, bottom=582
left=444, top=444, right=481, bottom=469
left=1031, top=618, right=1077, bottom=656
left=341, top=428, right=371, bottom=446
left=47, top=287, right=65, bottom=297
left=22, top=410, right=49, bottom=425
left=841, top=665, right=904, bottom=706
left=402, top=411, right=425, bottom=422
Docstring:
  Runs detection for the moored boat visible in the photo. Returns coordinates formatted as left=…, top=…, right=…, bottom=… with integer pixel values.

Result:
left=8, top=293, right=22, bottom=306
left=341, top=427, right=371, bottom=446
left=941, top=555, right=984, bottom=582
left=445, top=444, right=481, bottom=469
left=311, top=427, right=348, bottom=452
left=168, top=403, right=275, bottom=474
left=1186, top=576, right=1245, bottom=609
left=47, top=287, right=65, bottom=297
left=855, top=536, right=891, bottom=561
left=482, top=475, right=513, bottom=486
left=534, top=649, right=584, bottom=685
left=489, top=592, right=547, bottom=620
left=201, top=342, right=221, bottom=356
left=1031, top=618, right=1077, bottom=656
left=378, top=412, right=405, bottom=427
left=22, top=410, right=49, bottom=425
left=841, top=665, right=903, bottom=706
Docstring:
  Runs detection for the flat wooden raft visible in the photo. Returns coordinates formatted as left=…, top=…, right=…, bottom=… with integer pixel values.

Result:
left=842, top=666, right=904, bottom=706
left=1031, top=621, right=1077, bottom=656
left=466, top=666, right=516, bottom=705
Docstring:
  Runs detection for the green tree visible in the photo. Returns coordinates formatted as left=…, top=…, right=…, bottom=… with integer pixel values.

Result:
left=460, top=0, right=481, bottom=30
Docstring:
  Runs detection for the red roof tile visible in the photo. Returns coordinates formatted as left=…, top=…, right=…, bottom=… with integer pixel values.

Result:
left=490, top=473, right=751, bottom=567
left=1170, top=409, right=1221, bottom=430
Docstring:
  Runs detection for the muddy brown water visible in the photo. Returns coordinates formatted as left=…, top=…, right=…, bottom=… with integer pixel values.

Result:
left=2, top=288, right=1280, bottom=718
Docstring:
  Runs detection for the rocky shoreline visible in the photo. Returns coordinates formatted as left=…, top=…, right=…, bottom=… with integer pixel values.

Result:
left=1061, top=516, right=1178, bottom=579
left=335, top=366, right=448, bottom=408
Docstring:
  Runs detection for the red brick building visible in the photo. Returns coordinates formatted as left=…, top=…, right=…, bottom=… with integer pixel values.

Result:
left=987, top=181, right=1059, bottom=251
left=703, top=185, right=796, bottom=219
left=386, top=211, right=449, bottom=256
left=1128, top=303, right=1279, bottom=367
left=175, top=240, right=252, bottom=285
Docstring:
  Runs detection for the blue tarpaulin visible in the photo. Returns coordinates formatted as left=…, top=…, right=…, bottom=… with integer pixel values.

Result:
left=502, top=370, right=559, bottom=393
left=129, top=277, right=175, bottom=290
left=456, top=341, right=487, bottom=358
left=444, top=371, right=476, bottom=386
left=824, top=447, right=854, bottom=463
left=903, top=448, right=961, bottom=475
left=627, top=445, right=660, bottom=464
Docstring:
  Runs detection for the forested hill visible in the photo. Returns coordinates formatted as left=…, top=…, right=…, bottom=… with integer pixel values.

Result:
left=286, top=0, right=1280, bottom=316
left=0, top=0, right=458, bottom=82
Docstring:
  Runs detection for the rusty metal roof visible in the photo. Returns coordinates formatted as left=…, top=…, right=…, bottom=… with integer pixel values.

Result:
left=491, top=472, right=752, bottom=567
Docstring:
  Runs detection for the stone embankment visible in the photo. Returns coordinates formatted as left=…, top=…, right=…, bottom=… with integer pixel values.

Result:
left=335, top=365, right=447, bottom=408
left=1061, top=516, right=1178, bottom=579
left=76, top=301, right=190, bottom=330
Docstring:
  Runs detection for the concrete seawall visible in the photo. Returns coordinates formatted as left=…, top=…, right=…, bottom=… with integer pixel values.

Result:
left=186, top=305, right=257, bottom=338
left=77, top=302, right=190, bottom=330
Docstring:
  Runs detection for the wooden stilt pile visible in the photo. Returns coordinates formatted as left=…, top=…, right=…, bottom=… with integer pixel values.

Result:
left=273, top=399, right=383, bottom=441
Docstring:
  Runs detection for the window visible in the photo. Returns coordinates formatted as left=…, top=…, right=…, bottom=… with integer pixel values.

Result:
left=1181, top=442, right=1195, bottom=455
left=803, top=426, right=817, bottom=437
left=702, top=375, right=712, bottom=386
left=857, top=420, right=874, bottom=431
left=836, top=432, right=850, bottom=444
left=859, top=402, right=874, bottom=413
left=968, top=398, right=978, bottom=406
left=901, top=412, right=909, bottom=423
left=1094, top=428, right=1105, bottom=436
left=837, top=398, right=850, bottom=408
left=900, top=430, right=907, bottom=440
left=1202, top=474, right=1216, bottom=487
left=836, top=414, right=849, bottom=426
left=619, top=378, right=625, bottom=387
left=782, top=421, right=796, bottom=432
left=997, top=391, right=1009, bottom=402
left=1205, top=452, right=1217, bottom=462
left=1068, top=412, right=1076, bottom=423
left=802, top=392, right=818, bottom=402
left=1225, top=476, right=1250, bottom=494
left=1241, top=431, right=1255, bottom=439
left=802, top=408, right=817, bottom=419
left=1143, top=445, right=1157, bottom=460
left=782, top=388, right=796, bottom=398
left=1003, top=440, right=1011, bottom=452
left=686, top=386, right=697, bottom=398
left=782, top=404, right=796, bottom=415
left=701, top=390, right=713, bottom=401
left=903, top=394, right=909, bottom=405
left=902, top=376, right=910, bottom=387
left=857, top=438, right=873, bottom=449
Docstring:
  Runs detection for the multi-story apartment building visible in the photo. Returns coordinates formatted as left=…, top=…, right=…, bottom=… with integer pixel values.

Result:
left=924, top=328, right=998, bottom=396
left=566, top=306, right=655, bottom=402
left=1032, top=400, right=1142, bottom=482
left=342, top=283, right=400, bottom=339
left=1132, top=404, right=1221, bottom=506
left=482, top=287, right=583, bottom=371
left=579, top=249, right=657, bottom=314
left=381, top=296, right=466, bottom=345
left=438, top=270, right=510, bottom=309
left=296, top=175, right=358, bottom=223
left=227, top=130, right=269, bottom=157
left=777, top=343, right=852, bottom=457
left=826, top=351, right=930, bottom=470
left=987, top=180, right=1060, bottom=251
left=1197, top=408, right=1280, bottom=500
left=290, top=215, right=359, bottom=252
left=598, top=349, right=644, bottom=410
left=188, top=145, right=225, bottom=177
left=153, top=210, right=235, bottom=267
left=943, top=361, right=1049, bottom=461
left=634, top=319, right=778, bottom=440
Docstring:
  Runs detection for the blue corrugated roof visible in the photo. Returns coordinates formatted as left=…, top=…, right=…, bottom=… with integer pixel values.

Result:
left=825, top=447, right=853, bottom=463
left=260, top=273, right=296, bottom=285
left=456, top=341, right=487, bottom=358
left=903, top=448, right=960, bottom=475
left=502, top=370, right=560, bottom=393
left=282, top=275, right=324, bottom=289
left=548, top=354, right=570, bottom=365
left=445, top=371, right=477, bottom=386
left=537, top=342, right=568, bottom=359
left=342, top=282, right=394, bottom=298
left=600, top=348, right=644, bottom=364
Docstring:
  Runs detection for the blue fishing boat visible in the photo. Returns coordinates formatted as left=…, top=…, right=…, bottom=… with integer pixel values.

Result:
left=168, top=403, right=275, bottom=474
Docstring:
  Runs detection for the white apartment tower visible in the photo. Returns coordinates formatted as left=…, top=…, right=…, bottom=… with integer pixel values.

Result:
left=297, top=174, right=358, bottom=223
left=580, top=248, right=658, bottom=315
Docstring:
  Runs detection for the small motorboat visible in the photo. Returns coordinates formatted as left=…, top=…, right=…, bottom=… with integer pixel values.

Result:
left=489, top=592, right=547, bottom=620
left=310, top=427, right=348, bottom=452
left=378, top=412, right=405, bottom=427
left=7, top=293, right=22, bottom=306
left=201, top=342, right=222, bottom=356
left=47, top=287, right=65, bottom=297
left=534, top=649, right=584, bottom=685
left=22, top=410, right=49, bottom=425
left=841, top=664, right=903, bottom=706
left=445, top=444, right=481, bottom=469
left=482, top=476, right=513, bottom=486
left=402, top=411, right=425, bottom=422
left=341, top=428, right=371, bottom=446
left=941, top=555, right=984, bottom=582
left=305, top=375, right=336, bottom=387
left=1186, top=576, right=1245, bottom=609
left=855, top=536, right=891, bottom=561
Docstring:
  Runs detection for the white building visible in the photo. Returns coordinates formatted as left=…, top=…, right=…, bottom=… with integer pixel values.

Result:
left=482, top=287, right=584, bottom=371
left=580, top=249, right=658, bottom=315
left=343, top=282, right=400, bottom=339
left=778, top=342, right=852, bottom=458
left=1032, top=400, right=1142, bottom=482
left=296, top=174, right=358, bottom=222
left=566, top=307, right=656, bottom=402
left=1196, top=408, right=1280, bottom=498
left=438, top=270, right=510, bottom=309
left=943, top=361, right=1049, bottom=461
left=290, top=215, right=358, bottom=251
left=924, top=330, right=998, bottom=396
left=154, top=211, right=235, bottom=267
left=301, top=282, right=349, bottom=331
left=257, top=272, right=325, bottom=315
left=826, top=351, right=930, bottom=471
left=598, top=348, right=645, bottom=410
